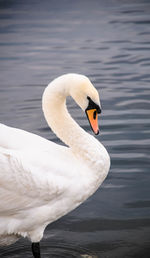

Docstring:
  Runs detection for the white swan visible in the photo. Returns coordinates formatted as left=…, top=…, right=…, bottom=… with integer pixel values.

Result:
left=0, top=74, right=110, bottom=257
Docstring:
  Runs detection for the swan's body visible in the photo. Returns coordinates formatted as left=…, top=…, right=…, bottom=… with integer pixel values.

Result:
left=0, top=74, right=110, bottom=256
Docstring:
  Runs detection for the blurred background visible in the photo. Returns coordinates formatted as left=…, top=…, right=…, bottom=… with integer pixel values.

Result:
left=0, top=0, right=150, bottom=257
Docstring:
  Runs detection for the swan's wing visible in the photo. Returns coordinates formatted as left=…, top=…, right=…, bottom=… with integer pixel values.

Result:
left=0, top=123, right=58, bottom=151
left=0, top=147, right=70, bottom=215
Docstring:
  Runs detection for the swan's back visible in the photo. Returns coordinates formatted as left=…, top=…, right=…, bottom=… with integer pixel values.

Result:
left=0, top=123, right=56, bottom=151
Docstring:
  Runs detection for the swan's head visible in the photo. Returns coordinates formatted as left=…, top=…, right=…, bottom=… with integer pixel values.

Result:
left=43, top=73, right=101, bottom=135
left=69, top=74, right=101, bottom=135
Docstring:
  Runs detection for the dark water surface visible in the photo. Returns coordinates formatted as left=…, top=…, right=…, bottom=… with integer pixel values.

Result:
left=0, top=0, right=150, bottom=257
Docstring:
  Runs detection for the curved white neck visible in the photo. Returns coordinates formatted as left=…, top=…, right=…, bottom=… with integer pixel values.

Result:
left=42, top=75, right=109, bottom=172
left=42, top=78, right=89, bottom=151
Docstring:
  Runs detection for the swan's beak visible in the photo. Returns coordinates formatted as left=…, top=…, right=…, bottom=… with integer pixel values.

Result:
left=86, top=109, right=99, bottom=135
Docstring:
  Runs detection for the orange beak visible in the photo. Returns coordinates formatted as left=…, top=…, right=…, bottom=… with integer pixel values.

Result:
left=86, top=109, right=99, bottom=135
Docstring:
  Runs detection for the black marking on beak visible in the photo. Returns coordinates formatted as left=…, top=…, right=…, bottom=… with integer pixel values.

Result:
left=93, top=110, right=97, bottom=119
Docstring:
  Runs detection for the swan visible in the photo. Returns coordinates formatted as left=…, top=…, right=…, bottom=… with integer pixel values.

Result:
left=0, top=73, right=110, bottom=257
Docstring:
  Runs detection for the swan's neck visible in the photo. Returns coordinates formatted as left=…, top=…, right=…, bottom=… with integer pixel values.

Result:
left=42, top=81, right=88, bottom=151
left=42, top=77, right=109, bottom=172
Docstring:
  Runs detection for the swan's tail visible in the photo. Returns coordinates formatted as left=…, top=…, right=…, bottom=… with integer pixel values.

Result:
left=0, top=234, right=20, bottom=246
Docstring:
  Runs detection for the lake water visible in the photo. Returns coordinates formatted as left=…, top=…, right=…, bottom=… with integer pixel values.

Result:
left=0, top=0, right=150, bottom=257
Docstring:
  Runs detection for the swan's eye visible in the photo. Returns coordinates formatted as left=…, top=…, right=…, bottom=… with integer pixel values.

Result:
left=86, top=96, right=101, bottom=114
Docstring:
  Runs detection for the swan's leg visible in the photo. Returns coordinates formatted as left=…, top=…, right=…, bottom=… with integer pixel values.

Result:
left=31, top=242, right=41, bottom=258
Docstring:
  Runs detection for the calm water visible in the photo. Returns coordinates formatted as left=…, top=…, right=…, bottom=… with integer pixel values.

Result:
left=0, top=0, right=150, bottom=257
